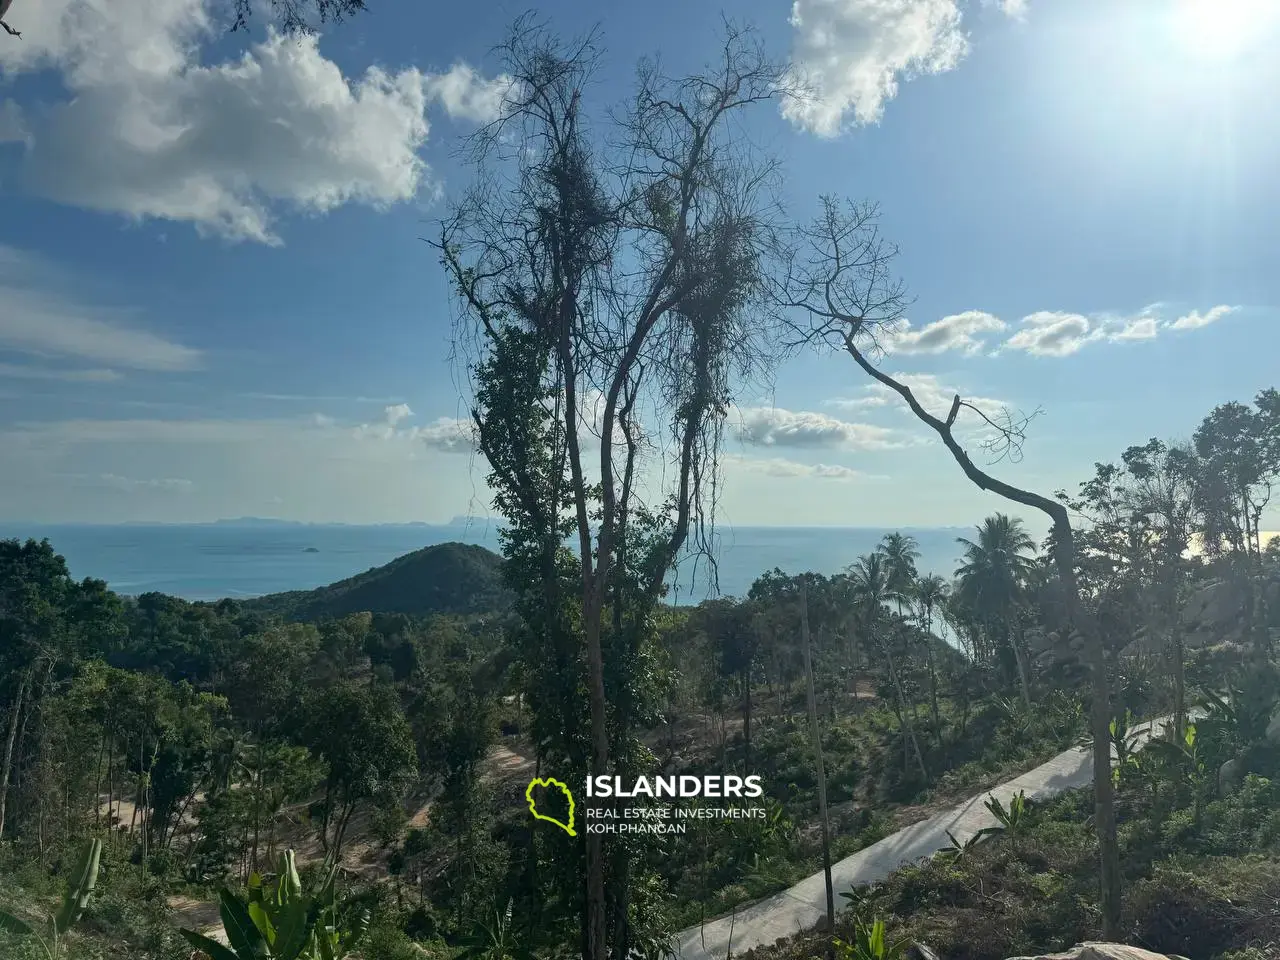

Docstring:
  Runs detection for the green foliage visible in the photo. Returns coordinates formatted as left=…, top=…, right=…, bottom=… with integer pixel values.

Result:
left=242, top=542, right=511, bottom=621
left=179, top=850, right=370, bottom=960
left=833, top=918, right=910, bottom=960
left=982, top=790, right=1028, bottom=834
left=0, top=838, right=102, bottom=960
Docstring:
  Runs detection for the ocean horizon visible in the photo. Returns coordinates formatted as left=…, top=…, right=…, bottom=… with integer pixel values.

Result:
left=2, top=520, right=981, bottom=605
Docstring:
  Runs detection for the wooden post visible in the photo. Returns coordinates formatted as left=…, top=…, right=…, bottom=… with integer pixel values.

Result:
left=801, top=581, right=836, bottom=958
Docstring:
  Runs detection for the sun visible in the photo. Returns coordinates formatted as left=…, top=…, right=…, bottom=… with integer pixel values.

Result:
left=1171, top=0, right=1275, bottom=61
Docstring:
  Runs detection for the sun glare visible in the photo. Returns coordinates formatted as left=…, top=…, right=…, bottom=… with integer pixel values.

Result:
left=1172, top=0, right=1274, bottom=61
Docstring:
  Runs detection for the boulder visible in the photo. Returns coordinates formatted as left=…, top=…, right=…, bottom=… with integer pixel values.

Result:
left=1007, top=944, right=1188, bottom=960
left=1219, top=756, right=1246, bottom=793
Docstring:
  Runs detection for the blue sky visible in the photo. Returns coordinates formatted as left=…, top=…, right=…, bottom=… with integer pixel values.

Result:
left=0, top=0, right=1277, bottom=528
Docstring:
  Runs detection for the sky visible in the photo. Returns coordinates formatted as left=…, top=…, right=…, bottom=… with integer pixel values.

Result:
left=1, top=0, right=1278, bottom=529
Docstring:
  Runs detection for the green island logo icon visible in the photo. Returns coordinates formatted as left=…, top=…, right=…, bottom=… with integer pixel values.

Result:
left=525, top=777, right=576, bottom=836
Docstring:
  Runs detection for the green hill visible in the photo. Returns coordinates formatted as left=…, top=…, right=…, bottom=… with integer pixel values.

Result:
left=241, top=541, right=510, bottom=620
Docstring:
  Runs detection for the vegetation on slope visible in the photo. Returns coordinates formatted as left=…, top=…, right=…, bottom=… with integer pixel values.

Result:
left=240, top=542, right=510, bottom=621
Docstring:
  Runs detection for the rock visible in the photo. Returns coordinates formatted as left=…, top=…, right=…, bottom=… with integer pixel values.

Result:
left=1006, top=944, right=1180, bottom=960
left=1219, top=756, right=1246, bottom=793
left=905, top=943, right=941, bottom=960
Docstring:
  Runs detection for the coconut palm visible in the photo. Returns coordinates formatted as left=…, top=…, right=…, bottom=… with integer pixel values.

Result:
left=846, top=553, right=927, bottom=778
left=877, top=532, right=921, bottom=611
left=955, top=514, right=1037, bottom=702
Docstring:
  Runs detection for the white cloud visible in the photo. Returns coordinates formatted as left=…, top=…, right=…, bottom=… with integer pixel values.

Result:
left=1110, top=316, right=1159, bottom=341
left=0, top=413, right=489, bottom=523
left=998, top=303, right=1235, bottom=356
left=884, top=311, right=1005, bottom=354
left=0, top=362, right=122, bottom=382
left=1171, top=305, right=1237, bottom=330
left=734, top=405, right=906, bottom=450
left=0, top=0, right=507, bottom=243
left=11, top=417, right=291, bottom=443
left=352, top=404, right=476, bottom=453
left=409, top=417, right=476, bottom=453
left=1003, top=311, right=1095, bottom=356
left=0, top=99, right=27, bottom=143
left=725, top=454, right=870, bottom=481
left=989, top=0, right=1027, bottom=19
left=384, top=403, right=413, bottom=426
left=99, top=473, right=194, bottom=491
left=783, top=0, right=969, bottom=135
left=0, top=247, right=200, bottom=370
left=424, top=63, right=513, bottom=123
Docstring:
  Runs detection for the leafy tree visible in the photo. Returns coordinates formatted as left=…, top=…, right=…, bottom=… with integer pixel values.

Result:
left=303, top=683, right=417, bottom=858
left=0, top=539, right=124, bottom=841
left=437, top=18, right=786, bottom=959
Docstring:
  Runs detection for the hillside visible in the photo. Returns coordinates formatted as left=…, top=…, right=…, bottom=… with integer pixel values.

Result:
left=240, top=540, right=510, bottom=620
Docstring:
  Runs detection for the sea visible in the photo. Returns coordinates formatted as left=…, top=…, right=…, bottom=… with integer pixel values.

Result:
left=1, top=521, right=975, bottom=605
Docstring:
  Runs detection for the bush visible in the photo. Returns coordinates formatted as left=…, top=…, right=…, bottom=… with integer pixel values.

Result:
left=1125, top=861, right=1247, bottom=958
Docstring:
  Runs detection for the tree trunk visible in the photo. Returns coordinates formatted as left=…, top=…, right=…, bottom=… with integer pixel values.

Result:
left=1013, top=625, right=1033, bottom=708
left=924, top=633, right=942, bottom=747
left=0, top=667, right=31, bottom=841
left=830, top=348, right=1122, bottom=937
left=800, top=583, right=836, bottom=960
left=742, top=673, right=753, bottom=771
left=582, top=595, right=610, bottom=960
left=884, top=645, right=927, bottom=780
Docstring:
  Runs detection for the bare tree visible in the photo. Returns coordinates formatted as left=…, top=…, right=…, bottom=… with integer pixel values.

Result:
left=1, top=0, right=20, bottom=38
left=437, top=18, right=786, bottom=960
left=782, top=196, right=1123, bottom=938
left=230, top=0, right=366, bottom=34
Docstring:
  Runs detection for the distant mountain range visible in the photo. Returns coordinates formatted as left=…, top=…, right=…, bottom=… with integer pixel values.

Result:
left=106, top=516, right=501, bottom=529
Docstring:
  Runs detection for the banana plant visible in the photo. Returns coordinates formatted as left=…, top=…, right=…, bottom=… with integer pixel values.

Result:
left=833, top=918, right=911, bottom=960
left=983, top=789, right=1029, bottom=833
left=0, top=838, right=102, bottom=960
left=936, top=828, right=988, bottom=864
left=179, top=850, right=370, bottom=960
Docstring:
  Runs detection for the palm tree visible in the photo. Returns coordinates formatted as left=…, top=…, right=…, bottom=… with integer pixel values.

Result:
left=877, top=533, right=926, bottom=748
left=914, top=574, right=948, bottom=742
left=955, top=514, right=1036, bottom=704
left=846, top=553, right=927, bottom=778
left=877, top=532, right=921, bottom=613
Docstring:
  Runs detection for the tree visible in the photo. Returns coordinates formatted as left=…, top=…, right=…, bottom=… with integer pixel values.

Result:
left=437, top=19, right=785, bottom=960
left=0, top=539, right=123, bottom=841
left=846, top=553, right=926, bottom=778
left=913, top=574, right=948, bottom=741
left=230, top=0, right=367, bottom=34
left=1062, top=439, right=1200, bottom=736
left=1, top=0, right=20, bottom=39
left=784, top=197, right=1122, bottom=938
left=303, top=682, right=417, bottom=858
left=955, top=514, right=1037, bottom=703
left=696, top=599, right=760, bottom=768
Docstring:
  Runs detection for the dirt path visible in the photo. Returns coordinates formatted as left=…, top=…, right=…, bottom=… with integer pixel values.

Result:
left=166, top=738, right=536, bottom=939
